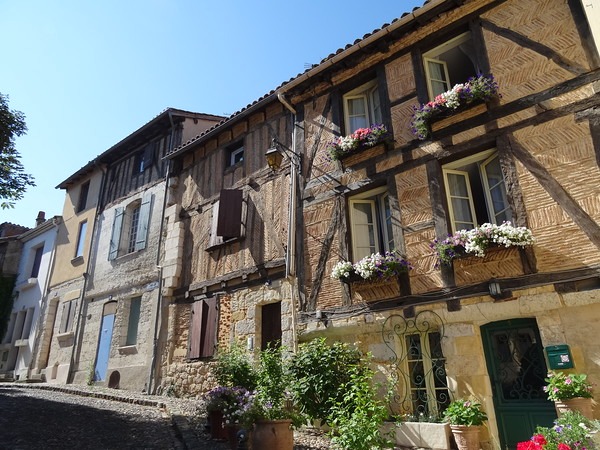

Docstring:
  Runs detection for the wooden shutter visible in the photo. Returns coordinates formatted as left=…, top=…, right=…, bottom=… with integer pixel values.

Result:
left=188, top=298, right=219, bottom=358
left=200, top=297, right=218, bottom=357
left=216, top=189, right=243, bottom=239
left=109, top=207, right=124, bottom=260
left=188, top=301, right=203, bottom=359
left=134, top=192, right=152, bottom=251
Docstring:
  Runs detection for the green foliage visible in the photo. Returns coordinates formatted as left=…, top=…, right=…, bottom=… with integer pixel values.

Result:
left=328, top=362, right=393, bottom=450
left=518, top=411, right=600, bottom=450
left=0, top=276, right=16, bottom=341
left=544, top=371, right=593, bottom=401
left=214, top=344, right=257, bottom=390
left=443, top=398, right=487, bottom=426
left=288, top=337, right=362, bottom=425
left=0, top=93, right=35, bottom=209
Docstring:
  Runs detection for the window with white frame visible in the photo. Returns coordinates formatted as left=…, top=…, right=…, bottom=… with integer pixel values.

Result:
left=423, top=32, right=478, bottom=100
left=442, top=150, right=512, bottom=232
left=59, top=300, right=77, bottom=334
left=30, top=245, right=44, bottom=278
left=226, top=143, right=244, bottom=167
left=75, top=221, right=87, bottom=258
left=125, top=296, right=141, bottom=346
left=349, top=187, right=395, bottom=261
left=343, top=80, right=382, bottom=134
left=109, top=191, right=152, bottom=260
left=405, top=331, right=450, bottom=417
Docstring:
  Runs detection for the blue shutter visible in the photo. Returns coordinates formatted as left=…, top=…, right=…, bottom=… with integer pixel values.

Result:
left=134, top=191, right=152, bottom=251
left=109, top=207, right=124, bottom=260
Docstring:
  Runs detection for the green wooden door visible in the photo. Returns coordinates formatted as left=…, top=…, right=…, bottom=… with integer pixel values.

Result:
left=481, top=319, right=556, bottom=449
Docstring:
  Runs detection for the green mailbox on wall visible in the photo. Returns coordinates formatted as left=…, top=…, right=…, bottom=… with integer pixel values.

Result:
left=545, top=344, right=574, bottom=369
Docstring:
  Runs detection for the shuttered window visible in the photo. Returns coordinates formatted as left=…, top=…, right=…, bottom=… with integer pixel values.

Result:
left=188, top=297, right=218, bottom=359
left=59, top=300, right=77, bottom=334
left=208, top=189, right=244, bottom=249
left=108, top=191, right=152, bottom=260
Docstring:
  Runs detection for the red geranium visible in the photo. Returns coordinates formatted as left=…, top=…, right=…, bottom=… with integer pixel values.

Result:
left=557, top=444, right=571, bottom=450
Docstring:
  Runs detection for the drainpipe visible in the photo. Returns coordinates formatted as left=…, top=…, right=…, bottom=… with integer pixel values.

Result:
left=67, top=162, right=106, bottom=384
left=277, top=94, right=299, bottom=352
left=147, top=111, right=175, bottom=394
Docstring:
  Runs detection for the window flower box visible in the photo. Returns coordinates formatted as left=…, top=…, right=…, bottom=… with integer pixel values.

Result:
left=332, top=251, right=412, bottom=282
left=327, top=124, right=390, bottom=161
left=430, top=222, right=534, bottom=268
left=411, top=74, right=500, bottom=140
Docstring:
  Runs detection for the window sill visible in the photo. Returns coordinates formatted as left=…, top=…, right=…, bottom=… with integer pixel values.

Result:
left=56, top=331, right=74, bottom=342
left=205, top=236, right=244, bottom=252
left=14, top=339, right=29, bottom=348
left=118, top=345, right=138, bottom=355
left=16, top=278, right=37, bottom=291
left=71, top=256, right=84, bottom=266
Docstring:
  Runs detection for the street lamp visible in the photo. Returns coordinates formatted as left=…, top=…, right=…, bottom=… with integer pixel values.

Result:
left=265, top=139, right=301, bottom=171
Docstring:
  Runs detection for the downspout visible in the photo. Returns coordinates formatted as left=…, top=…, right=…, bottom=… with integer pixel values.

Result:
left=147, top=111, right=174, bottom=394
left=68, top=162, right=106, bottom=384
left=277, top=93, right=299, bottom=352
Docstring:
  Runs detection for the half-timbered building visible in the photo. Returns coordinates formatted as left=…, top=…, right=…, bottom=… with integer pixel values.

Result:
left=162, top=0, right=599, bottom=448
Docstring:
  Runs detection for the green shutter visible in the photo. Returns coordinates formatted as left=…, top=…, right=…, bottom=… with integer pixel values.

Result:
left=134, top=192, right=152, bottom=251
left=109, top=207, right=124, bottom=260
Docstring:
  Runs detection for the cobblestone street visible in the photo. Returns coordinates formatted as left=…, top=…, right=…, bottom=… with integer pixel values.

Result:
left=0, top=385, right=184, bottom=450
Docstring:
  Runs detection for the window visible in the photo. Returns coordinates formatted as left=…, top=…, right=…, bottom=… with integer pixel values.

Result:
left=75, top=221, right=87, bottom=258
left=442, top=150, right=512, bottom=232
left=76, top=181, right=90, bottom=213
left=108, top=191, right=152, bottom=260
left=208, top=189, right=245, bottom=249
left=343, top=80, right=382, bottom=134
left=227, top=143, right=244, bottom=167
left=59, top=300, right=76, bottom=334
left=125, top=296, right=141, bottom=346
left=188, top=297, right=218, bottom=358
left=30, top=245, right=44, bottom=278
left=423, top=32, right=478, bottom=100
left=405, top=331, right=450, bottom=417
left=134, top=143, right=154, bottom=174
left=349, top=187, right=395, bottom=261
left=261, top=302, right=282, bottom=350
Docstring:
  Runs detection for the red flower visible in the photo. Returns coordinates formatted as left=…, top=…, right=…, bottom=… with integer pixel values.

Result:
left=532, top=434, right=547, bottom=446
left=557, top=444, right=571, bottom=450
left=517, top=441, right=541, bottom=450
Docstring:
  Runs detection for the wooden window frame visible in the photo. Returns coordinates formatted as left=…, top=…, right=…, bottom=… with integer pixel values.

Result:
left=442, top=150, right=512, bottom=232
left=348, top=187, right=395, bottom=261
left=422, top=32, right=476, bottom=101
left=342, top=80, right=382, bottom=135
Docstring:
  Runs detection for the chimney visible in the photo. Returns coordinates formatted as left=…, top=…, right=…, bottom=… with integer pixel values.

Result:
left=35, top=211, right=45, bottom=226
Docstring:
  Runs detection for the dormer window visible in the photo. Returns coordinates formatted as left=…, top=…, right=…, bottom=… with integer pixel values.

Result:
left=423, top=32, right=478, bottom=100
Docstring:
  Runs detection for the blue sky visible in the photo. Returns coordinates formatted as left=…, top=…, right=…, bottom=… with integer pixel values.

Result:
left=1, top=0, right=422, bottom=227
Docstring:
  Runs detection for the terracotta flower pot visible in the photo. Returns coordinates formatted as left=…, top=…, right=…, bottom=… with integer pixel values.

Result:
left=555, top=397, right=594, bottom=419
left=251, top=419, right=293, bottom=450
left=207, top=410, right=227, bottom=441
left=450, top=425, right=481, bottom=450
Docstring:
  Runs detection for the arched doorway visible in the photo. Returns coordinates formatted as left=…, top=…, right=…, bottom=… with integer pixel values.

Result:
left=481, top=318, right=556, bottom=449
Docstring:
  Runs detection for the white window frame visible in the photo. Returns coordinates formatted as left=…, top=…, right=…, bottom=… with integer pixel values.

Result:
left=442, top=150, right=512, bottom=232
left=423, top=32, right=473, bottom=100
left=227, top=144, right=244, bottom=167
left=75, top=220, right=87, bottom=258
left=404, top=331, right=449, bottom=418
left=348, top=187, right=394, bottom=261
left=343, top=80, right=382, bottom=135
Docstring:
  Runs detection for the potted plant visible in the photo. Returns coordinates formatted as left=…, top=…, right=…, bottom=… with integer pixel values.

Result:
left=517, top=411, right=600, bottom=450
left=331, top=251, right=412, bottom=282
left=544, top=371, right=594, bottom=419
left=443, top=398, right=488, bottom=450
